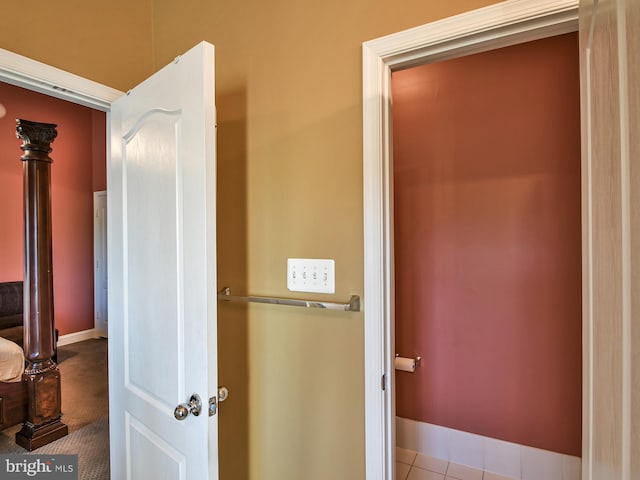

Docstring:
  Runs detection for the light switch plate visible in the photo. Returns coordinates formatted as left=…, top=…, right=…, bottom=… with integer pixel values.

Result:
left=287, top=258, right=335, bottom=294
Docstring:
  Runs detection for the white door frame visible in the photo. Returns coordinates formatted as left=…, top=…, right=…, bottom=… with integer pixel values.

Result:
left=0, top=49, right=122, bottom=110
left=362, top=1, right=580, bottom=478
left=94, top=190, right=108, bottom=337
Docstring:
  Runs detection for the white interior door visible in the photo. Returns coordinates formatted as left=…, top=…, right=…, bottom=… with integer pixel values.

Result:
left=94, top=190, right=108, bottom=337
left=108, top=41, right=218, bottom=480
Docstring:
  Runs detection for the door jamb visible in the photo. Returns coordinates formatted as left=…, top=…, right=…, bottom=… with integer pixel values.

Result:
left=362, top=1, right=580, bottom=478
left=0, top=48, right=122, bottom=110
left=94, top=190, right=108, bottom=338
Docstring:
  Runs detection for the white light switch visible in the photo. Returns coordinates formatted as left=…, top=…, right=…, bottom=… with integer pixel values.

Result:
left=287, top=258, right=335, bottom=294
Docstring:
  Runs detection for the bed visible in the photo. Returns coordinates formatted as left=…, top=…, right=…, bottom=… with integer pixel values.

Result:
left=0, top=337, right=27, bottom=431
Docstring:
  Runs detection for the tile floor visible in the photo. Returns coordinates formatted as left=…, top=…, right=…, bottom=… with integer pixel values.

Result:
left=396, top=448, right=516, bottom=480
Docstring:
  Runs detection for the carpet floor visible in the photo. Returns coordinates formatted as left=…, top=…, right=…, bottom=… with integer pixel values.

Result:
left=0, top=338, right=110, bottom=479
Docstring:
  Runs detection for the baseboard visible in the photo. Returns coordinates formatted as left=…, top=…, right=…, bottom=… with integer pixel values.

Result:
left=57, top=328, right=99, bottom=347
left=396, top=417, right=581, bottom=480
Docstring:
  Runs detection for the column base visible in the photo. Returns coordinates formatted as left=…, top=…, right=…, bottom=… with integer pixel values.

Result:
left=16, top=418, right=68, bottom=451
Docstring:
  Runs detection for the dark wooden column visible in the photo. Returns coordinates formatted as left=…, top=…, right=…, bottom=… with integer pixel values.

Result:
left=15, top=119, right=68, bottom=451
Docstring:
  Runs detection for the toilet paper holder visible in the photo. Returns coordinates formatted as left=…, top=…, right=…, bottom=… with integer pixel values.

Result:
left=394, top=354, right=421, bottom=372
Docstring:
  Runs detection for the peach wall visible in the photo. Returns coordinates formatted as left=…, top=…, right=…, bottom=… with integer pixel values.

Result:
left=0, top=82, right=105, bottom=335
left=150, top=0, right=503, bottom=477
left=393, top=33, right=582, bottom=456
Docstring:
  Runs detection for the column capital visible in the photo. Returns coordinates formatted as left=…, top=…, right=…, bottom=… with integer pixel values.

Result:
left=16, top=119, right=57, bottom=161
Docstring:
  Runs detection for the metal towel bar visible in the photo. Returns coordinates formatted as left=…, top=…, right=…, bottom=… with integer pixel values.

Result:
left=217, top=287, right=360, bottom=312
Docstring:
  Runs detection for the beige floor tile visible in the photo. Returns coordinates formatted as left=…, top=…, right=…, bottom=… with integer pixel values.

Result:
left=397, top=447, right=418, bottom=465
left=483, top=471, right=518, bottom=480
left=445, top=462, right=483, bottom=480
left=408, top=467, right=446, bottom=480
left=396, top=462, right=411, bottom=480
left=413, top=453, right=448, bottom=474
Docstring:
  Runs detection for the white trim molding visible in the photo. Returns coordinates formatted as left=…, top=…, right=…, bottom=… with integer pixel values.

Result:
left=0, top=47, right=123, bottom=110
left=362, top=1, right=579, bottom=479
left=57, top=328, right=101, bottom=347
left=396, top=417, right=581, bottom=480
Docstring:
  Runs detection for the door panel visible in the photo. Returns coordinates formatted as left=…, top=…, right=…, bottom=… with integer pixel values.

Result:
left=124, top=111, right=182, bottom=408
left=108, top=42, right=218, bottom=480
left=127, top=414, right=186, bottom=480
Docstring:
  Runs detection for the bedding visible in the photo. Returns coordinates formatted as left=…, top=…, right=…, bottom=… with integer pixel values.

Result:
left=0, top=336, right=24, bottom=382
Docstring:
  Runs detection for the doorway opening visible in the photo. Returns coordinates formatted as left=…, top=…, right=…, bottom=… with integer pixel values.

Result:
left=391, top=31, right=581, bottom=480
left=0, top=80, right=107, bottom=341
left=362, top=1, right=583, bottom=479
left=0, top=72, right=114, bottom=474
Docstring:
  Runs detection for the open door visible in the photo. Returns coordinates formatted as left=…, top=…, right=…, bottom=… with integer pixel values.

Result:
left=107, top=42, right=218, bottom=479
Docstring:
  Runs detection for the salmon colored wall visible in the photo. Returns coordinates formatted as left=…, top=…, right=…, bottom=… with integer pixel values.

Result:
left=92, top=110, right=107, bottom=192
left=0, top=82, right=106, bottom=335
left=393, top=33, right=582, bottom=456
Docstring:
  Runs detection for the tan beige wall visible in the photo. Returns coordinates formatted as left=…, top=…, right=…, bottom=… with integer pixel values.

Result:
left=151, top=1, right=501, bottom=479
left=0, top=1, right=154, bottom=91
left=1, top=1, right=505, bottom=478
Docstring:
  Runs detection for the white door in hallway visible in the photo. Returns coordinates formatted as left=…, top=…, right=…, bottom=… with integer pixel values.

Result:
left=94, top=190, right=108, bottom=337
left=108, top=42, right=218, bottom=480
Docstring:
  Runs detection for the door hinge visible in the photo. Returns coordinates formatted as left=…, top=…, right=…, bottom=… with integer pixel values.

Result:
left=381, top=373, right=386, bottom=391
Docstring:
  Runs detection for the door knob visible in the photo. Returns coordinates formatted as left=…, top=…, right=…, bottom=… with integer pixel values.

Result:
left=174, top=393, right=202, bottom=421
